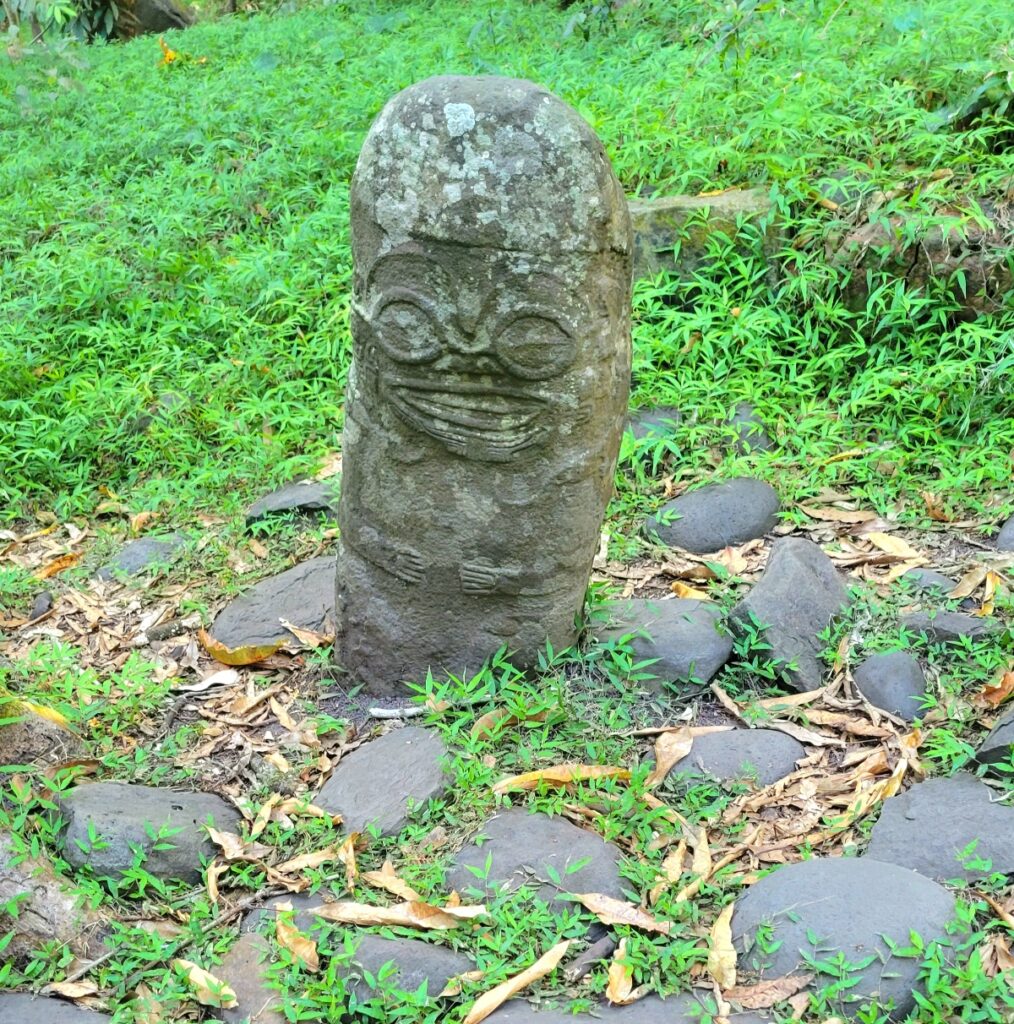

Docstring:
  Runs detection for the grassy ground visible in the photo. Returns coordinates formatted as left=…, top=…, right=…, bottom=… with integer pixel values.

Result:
left=2, top=0, right=1013, bottom=1021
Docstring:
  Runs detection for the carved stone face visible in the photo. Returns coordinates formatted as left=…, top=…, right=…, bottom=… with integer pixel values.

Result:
left=352, top=242, right=624, bottom=463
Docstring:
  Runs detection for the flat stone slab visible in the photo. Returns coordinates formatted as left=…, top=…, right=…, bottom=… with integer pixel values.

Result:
left=246, top=480, right=339, bottom=527
left=593, top=598, right=732, bottom=690
left=341, top=933, right=474, bottom=1004
left=214, top=931, right=284, bottom=1024
left=729, top=537, right=849, bottom=692
left=95, top=533, right=187, bottom=581
left=316, top=726, right=449, bottom=836
left=732, top=857, right=957, bottom=1018
left=445, top=808, right=625, bottom=911
left=645, top=478, right=780, bottom=554
left=58, top=781, right=241, bottom=883
left=901, top=610, right=1000, bottom=644
left=900, top=567, right=956, bottom=595
left=209, top=555, right=336, bottom=649
left=996, top=515, right=1014, bottom=551
left=865, top=774, right=1014, bottom=881
left=486, top=994, right=767, bottom=1023
left=853, top=651, right=927, bottom=721
left=0, top=995, right=111, bottom=1022
left=626, top=406, right=682, bottom=442
left=668, top=728, right=805, bottom=788
left=975, top=707, right=1014, bottom=772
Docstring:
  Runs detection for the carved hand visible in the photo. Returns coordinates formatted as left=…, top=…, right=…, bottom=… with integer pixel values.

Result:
left=390, top=545, right=425, bottom=584
left=460, top=559, right=521, bottom=596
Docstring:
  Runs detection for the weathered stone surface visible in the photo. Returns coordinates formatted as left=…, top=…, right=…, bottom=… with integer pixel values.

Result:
left=626, top=406, right=682, bottom=441
left=729, top=538, right=850, bottom=692
left=865, top=774, right=1014, bottom=881
left=732, top=857, right=956, bottom=1019
left=645, top=478, right=780, bottom=554
left=0, top=994, right=111, bottom=1022
left=341, top=933, right=474, bottom=1005
left=243, top=892, right=318, bottom=934
left=1, top=713, right=84, bottom=768
left=900, top=567, right=957, bottom=595
left=996, top=515, right=1014, bottom=551
left=445, top=808, right=624, bottom=911
left=210, top=556, right=335, bottom=649
left=486, top=994, right=767, bottom=1022
left=593, top=598, right=732, bottom=690
left=95, top=533, right=186, bottom=581
left=901, top=610, right=1001, bottom=644
left=629, top=188, right=778, bottom=281
left=246, top=480, right=339, bottom=527
left=336, top=76, right=632, bottom=694
left=120, top=0, right=194, bottom=36
left=316, top=727, right=449, bottom=836
left=975, top=707, right=1014, bottom=771
left=1, top=832, right=107, bottom=968
left=58, top=782, right=241, bottom=883
left=214, top=932, right=284, bottom=1024
left=726, top=402, right=773, bottom=454
left=853, top=651, right=927, bottom=721
left=667, top=728, right=804, bottom=787
left=29, top=590, right=53, bottom=619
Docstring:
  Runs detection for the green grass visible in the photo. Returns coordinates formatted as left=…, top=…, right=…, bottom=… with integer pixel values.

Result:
left=1, top=0, right=1012, bottom=528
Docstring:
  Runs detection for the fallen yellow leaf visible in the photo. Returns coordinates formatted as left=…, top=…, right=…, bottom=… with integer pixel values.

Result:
left=173, top=959, right=237, bottom=1008
left=707, top=904, right=736, bottom=989
left=275, top=900, right=319, bottom=972
left=646, top=727, right=693, bottom=787
left=198, top=628, right=284, bottom=666
left=606, top=938, right=634, bottom=1004
left=34, top=552, right=81, bottom=580
left=470, top=707, right=548, bottom=740
left=461, top=940, right=570, bottom=1024
left=311, top=899, right=487, bottom=931
left=492, top=763, right=631, bottom=795
left=569, top=892, right=672, bottom=934
left=649, top=839, right=688, bottom=906
left=866, top=532, right=924, bottom=562
left=361, top=859, right=423, bottom=901
left=337, top=832, right=359, bottom=888
left=671, top=580, right=711, bottom=600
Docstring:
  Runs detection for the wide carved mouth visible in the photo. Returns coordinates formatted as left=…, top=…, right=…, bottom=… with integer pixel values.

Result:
left=384, top=375, right=547, bottom=461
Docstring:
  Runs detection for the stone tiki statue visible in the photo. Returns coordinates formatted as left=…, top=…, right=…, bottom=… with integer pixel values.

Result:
left=336, top=75, right=632, bottom=694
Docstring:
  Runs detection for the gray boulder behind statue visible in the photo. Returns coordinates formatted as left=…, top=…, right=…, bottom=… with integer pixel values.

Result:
left=864, top=774, right=1014, bottom=881
left=975, top=707, right=1014, bottom=772
left=645, top=478, right=780, bottom=554
left=853, top=651, right=927, bottom=721
left=732, top=857, right=957, bottom=1019
left=315, top=727, right=449, bottom=836
left=246, top=480, right=339, bottom=527
left=665, top=728, right=805, bottom=788
left=124, top=0, right=194, bottom=34
left=901, top=610, right=1001, bottom=644
left=593, top=598, right=732, bottom=690
left=340, top=933, right=475, bottom=1006
left=0, top=994, right=111, bottom=1022
left=445, top=808, right=625, bottom=912
left=95, top=533, right=187, bottom=581
left=729, top=537, right=849, bottom=692
left=210, top=556, right=335, bottom=649
left=58, top=782, right=241, bottom=884
left=625, top=406, right=682, bottom=442
left=336, top=75, right=632, bottom=695
left=997, top=515, right=1014, bottom=551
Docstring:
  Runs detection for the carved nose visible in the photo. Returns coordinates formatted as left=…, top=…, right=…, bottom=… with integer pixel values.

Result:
left=434, top=353, right=502, bottom=375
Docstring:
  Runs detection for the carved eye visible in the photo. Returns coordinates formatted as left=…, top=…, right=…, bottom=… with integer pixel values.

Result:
left=372, top=298, right=442, bottom=363
left=494, top=315, right=576, bottom=380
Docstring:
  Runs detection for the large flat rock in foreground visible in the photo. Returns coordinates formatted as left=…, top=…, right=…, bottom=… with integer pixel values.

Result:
left=340, top=933, right=474, bottom=1005
left=210, top=555, right=336, bottom=649
left=445, top=808, right=625, bottom=912
left=865, top=774, right=1014, bottom=881
left=732, top=857, right=956, bottom=1019
left=668, top=727, right=805, bottom=787
left=0, top=994, right=111, bottom=1022
left=316, top=726, right=450, bottom=836
left=729, top=537, right=849, bottom=691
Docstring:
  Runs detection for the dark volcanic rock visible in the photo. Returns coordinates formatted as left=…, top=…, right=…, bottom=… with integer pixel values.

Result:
left=0, top=994, right=111, bottom=1022
left=668, top=728, right=804, bottom=787
left=726, top=402, right=773, bottom=454
left=210, top=555, right=336, bottom=649
left=246, top=480, right=339, bottom=527
left=975, top=707, right=1014, bottom=772
left=626, top=406, right=682, bottom=441
left=486, top=994, right=767, bottom=1022
left=214, top=932, right=284, bottom=1024
left=58, top=782, right=241, bottom=883
left=445, top=808, right=625, bottom=911
left=732, top=857, right=957, bottom=1019
left=996, top=515, right=1014, bottom=551
left=853, top=651, right=927, bottom=721
left=900, top=567, right=957, bottom=595
left=901, top=610, right=1001, bottom=644
left=243, top=892, right=318, bottom=934
left=865, top=774, right=1014, bottom=881
left=1, top=713, right=84, bottom=768
left=729, top=537, right=850, bottom=692
left=316, top=727, right=449, bottom=836
left=645, top=478, right=780, bottom=553
left=593, top=598, right=732, bottom=690
left=96, top=533, right=187, bottom=581
left=341, top=933, right=474, bottom=1004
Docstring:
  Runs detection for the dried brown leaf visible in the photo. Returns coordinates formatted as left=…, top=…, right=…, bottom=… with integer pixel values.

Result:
left=606, top=938, right=634, bottom=1004
left=461, top=940, right=570, bottom=1024
left=361, top=859, right=423, bottom=901
left=799, top=505, right=877, bottom=525
left=646, top=727, right=693, bottom=787
left=337, top=832, right=359, bottom=888
left=438, top=970, right=486, bottom=997
left=569, top=892, right=671, bottom=935
left=950, top=565, right=988, bottom=600
left=724, top=973, right=813, bottom=1008
left=34, top=552, right=81, bottom=580
left=707, top=904, right=736, bottom=989
left=275, top=900, right=320, bottom=972
left=173, top=959, right=237, bottom=1008
left=649, top=839, right=688, bottom=905
left=671, top=581, right=711, bottom=600
left=470, top=707, right=548, bottom=740
left=866, top=532, right=925, bottom=561
left=198, top=628, right=284, bottom=666
left=311, top=900, right=487, bottom=931
left=492, top=763, right=631, bottom=794
left=275, top=845, right=339, bottom=875
left=280, top=619, right=334, bottom=649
